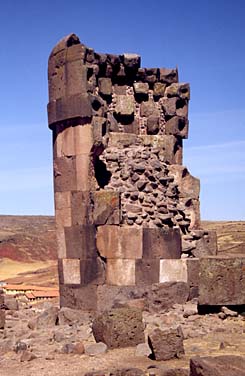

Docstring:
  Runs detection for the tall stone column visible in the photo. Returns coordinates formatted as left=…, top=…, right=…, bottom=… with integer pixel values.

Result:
left=47, top=34, right=217, bottom=311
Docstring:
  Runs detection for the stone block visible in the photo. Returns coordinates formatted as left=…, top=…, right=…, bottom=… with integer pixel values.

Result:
left=190, top=355, right=245, bottom=376
left=148, top=326, right=184, bottom=361
left=140, top=100, right=159, bottom=117
left=59, top=284, right=97, bottom=310
left=106, top=259, right=135, bottom=286
left=96, top=285, right=146, bottom=312
left=98, top=78, right=112, bottom=96
left=199, top=256, right=245, bottom=306
left=138, top=135, right=178, bottom=164
left=56, top=226, right=67, bottom=258
left=66, top=62, right=87, bottom=96
left=48, top=64, right=66, bottom=102
left=54, top=156, right=76, bottom=192
left=192, top=231, right=217, bottom=257
left=55, top=191, right=71, bottom=210
left=165, top=83, right=190, bottom=100
left=62, top=258, right=81, bottom=285
left=80, top=258, right=106, bottom=285
left=55, top=207, right=72, bottom=227
left=55, top=125, right=75, bottom=157
left=65, top=225, right=97, bottom=259
left=185, top=258, right=200, bottom=299
left=66, top=43, right=86, bottom=63
left=74, top=124, right=93, bottom=155
left=168, top=165, right=200, bottom=200
left=123, top=53, right=141, bottom=70
left=133, top=82, right=149, bottom=95
left=92, top=191, right=121, bottom=225
left=159, top=68, right=178, bottom=84
left=159, top=259, right=188, bottom=283
left=71, top=191, right=92, bottom=225
left=135, top=259, right=160, bottom=285
left=161, top=97, right=177, bottom=116
left=92, top=116, right=107, bottom=143
left=96, top=225, right=143, bottom=259
left=147, top=116, right=160, bottom=135
left=108, top=132, right=137, bottom=147
left=115, top=95, right=135, bottom=116
left=92, top=308, right=145, bottom=349
left=165, top=116, right=188, bottom=139
left=48, top=93, right=92, bottom=127
left=147, top=282, right=189, bottom=312
left=0, top=310, right=5, bottom=329
left=153, top=82, right=166, bottom=97
left=143, top=227, right=181, bottom=259
left=75, top=154, right=93, bottom=191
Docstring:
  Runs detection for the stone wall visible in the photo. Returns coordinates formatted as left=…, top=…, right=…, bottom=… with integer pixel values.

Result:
left=47, top=34, right=217, bottom=310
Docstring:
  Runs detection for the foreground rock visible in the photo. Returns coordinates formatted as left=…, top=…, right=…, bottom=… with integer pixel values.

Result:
left=148, top=326, right=184, bottom=360
left=0, top=309, right=5, bottom=329
left=92, top=308, right=145, bottom=349
left=198, top=256, right=245, bottom=306
left=190, top=355, right=245, bottom=376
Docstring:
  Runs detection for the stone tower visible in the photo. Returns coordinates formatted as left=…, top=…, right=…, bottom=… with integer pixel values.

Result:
left=47, top=34, right=217, bottom=310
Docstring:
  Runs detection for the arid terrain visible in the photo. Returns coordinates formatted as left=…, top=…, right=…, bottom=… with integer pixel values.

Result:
left=0, top=215, right=244, bottom=286
left=0, top=216, right=244, bottom=375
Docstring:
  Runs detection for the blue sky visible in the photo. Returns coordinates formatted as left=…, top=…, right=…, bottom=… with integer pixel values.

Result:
left=0, top=0, right=244, bottom=219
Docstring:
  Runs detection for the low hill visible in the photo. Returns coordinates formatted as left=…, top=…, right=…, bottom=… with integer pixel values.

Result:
left=0, top=215, right=244, bottom=286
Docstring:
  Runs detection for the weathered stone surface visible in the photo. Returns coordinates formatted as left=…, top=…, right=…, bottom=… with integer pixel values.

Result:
left=198, top=256, right=245, bottom=306
left=0, top=310, right=5, bottom=329
left=106, top=259, right=135, bottom=286
left=92, top=308, right=145, bottom=349
left=143, top=227, right=181, bottom=259
left=96, top=225, right=142, bottom=259
left=115, top=95, right=135, bottom=116
left=148, top=326, right=184, bottom=361
left=98, top=78, right=112, bottom=96
left=54, top=156, right=76, bottom=192
left=190, top=355, right=245, bottom=376
left=65, top=225, right=97, bottom=259
left=133, top=82, right=149, bottom=95
left=135, top=343, right=152, bottom=357
left=147, top=282, right=189, bottom=311
left=159, top=68, right=178, bottom=84
left=92, top=191, right=120, bottom=224
left=153, top=82, right=166, bottom=97
left=159, top=259, right=188, bottom=283
left=59, top=284, right=97, bottom=310
left=62, top=258, right=81, bottom=284
left=85, top=342, right=107, bottom=356
left=123, top=53, right=141, bottom=69
left=135, top=259, right=160, bottom=285
left=165, top=116, right=188, bottom=139
left=192, top=231, right=217, bottom=257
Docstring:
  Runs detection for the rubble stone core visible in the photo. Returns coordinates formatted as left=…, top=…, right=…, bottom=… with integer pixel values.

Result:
left=47, top=34, right=217, bottom=310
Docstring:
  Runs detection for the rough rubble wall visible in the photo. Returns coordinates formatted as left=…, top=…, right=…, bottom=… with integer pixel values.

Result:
left=47, top=34, right=217, bottom=310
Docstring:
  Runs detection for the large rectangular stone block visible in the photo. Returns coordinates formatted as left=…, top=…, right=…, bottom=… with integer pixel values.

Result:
left=48, top=93, right=92, bottom=127
left=54, top=156, right=76, bottom=192
left=92, top=191, right=121, bottom=225
left=71, top=191, right=91, bottom=225
left=193, top=231, right=217, bottom=257
left=159, top=259, right=188, bottom=283
left=59, top=284, right=97, bottom=310
left=56, top=226, right=67, bottom=258
left=80, top=258, right=105, bottom=285
left=66, top=62, right=87, bottom=96
left=96, top=225, right=143, bottom=259
left=74, top=124, right=93, bottom=155
left=55, top=126, right=75, bottom=157
left=143, top=227, right=181, bottom=259
left=106, top=259, right=135, bottom=286
left=199, top=256, right=245, bottom=306
left=135, top=259, right=160, bottom=285
left=185, top=258, right=200, bottom=299
left=65, top=224, right=97, bottom=259
left=61, top=258, right=81, bottom=285
left=75, top=154, right=93, bottom=191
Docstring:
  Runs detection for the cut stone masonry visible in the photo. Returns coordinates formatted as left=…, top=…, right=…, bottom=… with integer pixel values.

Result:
left=48, top=34, right=217, bottom=310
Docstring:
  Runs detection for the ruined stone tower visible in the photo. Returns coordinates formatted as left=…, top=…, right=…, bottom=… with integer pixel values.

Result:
left=47, top=34, right=217, bottom=310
